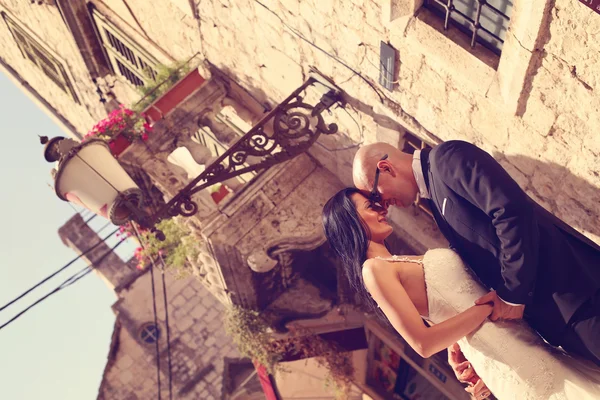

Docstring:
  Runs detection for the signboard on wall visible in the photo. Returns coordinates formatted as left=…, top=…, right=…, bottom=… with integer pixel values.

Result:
left=579, top=0, right=600, bottom=14
left=363, top=321, right=469, bottom=400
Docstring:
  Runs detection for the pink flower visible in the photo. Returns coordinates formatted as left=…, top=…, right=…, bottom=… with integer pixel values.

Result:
left=141, top=133, right=149, bottom=141
left=136, top=264, right=144, bottom=270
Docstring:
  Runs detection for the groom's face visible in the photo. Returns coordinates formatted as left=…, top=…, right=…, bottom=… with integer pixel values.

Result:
left=361, top=160, right=417, bottom=209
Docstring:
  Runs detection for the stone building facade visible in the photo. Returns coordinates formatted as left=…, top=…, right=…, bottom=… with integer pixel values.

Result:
left=3, top=0, right=597, bottom=245
left=197, top=0, right=600, bottom=247
left=59, top=214, right=263, bottom=399
left=3, top=0, right=600, bottom=398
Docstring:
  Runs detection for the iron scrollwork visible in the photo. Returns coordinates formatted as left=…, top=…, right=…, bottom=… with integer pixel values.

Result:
left=142, top=77, right=344, bottom=228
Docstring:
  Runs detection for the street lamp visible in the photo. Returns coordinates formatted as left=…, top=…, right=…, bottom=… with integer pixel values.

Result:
left=42, top=75, right=344, bottom=238
left=42, top=136, right=144, bottom=225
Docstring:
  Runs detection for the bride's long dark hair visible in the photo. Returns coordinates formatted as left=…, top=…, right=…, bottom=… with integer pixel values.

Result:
left=322, top=188, right=376, bottom=309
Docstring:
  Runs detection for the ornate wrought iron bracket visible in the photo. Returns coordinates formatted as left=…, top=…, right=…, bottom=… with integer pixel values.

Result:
left=136, top=77, right=345, bottom=230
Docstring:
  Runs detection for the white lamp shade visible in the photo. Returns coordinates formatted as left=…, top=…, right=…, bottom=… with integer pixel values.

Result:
left=55, top=139, right=143, bottom=225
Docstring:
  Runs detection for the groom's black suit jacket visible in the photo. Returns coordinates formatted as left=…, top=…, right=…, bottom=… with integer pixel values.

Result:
left=420, top=141, right=600, bottom=337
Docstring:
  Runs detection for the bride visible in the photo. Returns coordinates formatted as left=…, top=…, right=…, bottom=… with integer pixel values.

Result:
left=322, top=188, right=600, bottom=400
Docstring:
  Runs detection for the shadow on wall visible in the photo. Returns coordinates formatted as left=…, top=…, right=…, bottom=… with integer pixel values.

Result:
left=514, top=0, right=557, bottom=117
left=204, top=64, right=600, bottom=244
left=496, top=152, right=600, bottom=243
left=206, top=62, right=273, bottom=114
left=342, top=92, right=445, bottom=146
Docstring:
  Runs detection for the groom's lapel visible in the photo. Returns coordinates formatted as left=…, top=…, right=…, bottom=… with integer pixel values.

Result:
left=418, top=147, right=432, bottom=192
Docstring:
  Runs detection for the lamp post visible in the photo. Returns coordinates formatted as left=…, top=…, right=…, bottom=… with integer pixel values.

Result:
left=42, top=136, right=144, bottom=225
left=43, top=76, right=345, bottom=239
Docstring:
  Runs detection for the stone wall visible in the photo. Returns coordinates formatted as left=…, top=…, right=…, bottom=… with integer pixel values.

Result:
left=58, top=214, right=142, bottom=291
left=97, top=0, right=202, bottom=63
left=80, top=0, right=600, bottom=246
left=193, top=0, right=600, bottom=244
left=204, top=153, right=345, bottom=308
left=4, top=0, right=599, bottom=245
left=0, top=1, right=108, bottom=136
left=98, top=271, right=240, bottom=400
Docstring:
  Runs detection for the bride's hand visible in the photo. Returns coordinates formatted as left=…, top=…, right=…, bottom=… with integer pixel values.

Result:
left=466, top=378, right=492, bottom=400
left=448, top=343, right=477, bottom=383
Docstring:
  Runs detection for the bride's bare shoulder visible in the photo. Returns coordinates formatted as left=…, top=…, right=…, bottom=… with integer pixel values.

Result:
left=362, top=258, right=394, bottom=280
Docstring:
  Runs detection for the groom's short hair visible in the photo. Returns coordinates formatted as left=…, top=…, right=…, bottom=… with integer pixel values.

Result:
left=353, top=143, right=398, bottom=188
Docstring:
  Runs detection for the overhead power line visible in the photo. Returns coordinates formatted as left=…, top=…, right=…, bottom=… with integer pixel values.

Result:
left=0, top=240, right=124, bottom=331
left=0, top=226, right=118, bottom=314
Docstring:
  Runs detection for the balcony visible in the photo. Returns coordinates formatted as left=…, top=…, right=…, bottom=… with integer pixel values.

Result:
left=113, top=63, right=356, bottom=322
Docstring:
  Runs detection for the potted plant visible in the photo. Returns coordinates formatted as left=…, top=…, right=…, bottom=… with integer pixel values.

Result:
left=210, top=183, right=231, bottom=204
left=223, top=305, right=355, bottom=399
left=117, top=220, right=199, bottom=276
left=84, top=105, right=152, bottom=157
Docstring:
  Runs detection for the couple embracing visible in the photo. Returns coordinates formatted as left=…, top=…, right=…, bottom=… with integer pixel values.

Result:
left=322, top=140, right=600, bottom=399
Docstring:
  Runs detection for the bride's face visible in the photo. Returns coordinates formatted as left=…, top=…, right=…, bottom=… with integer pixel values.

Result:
left=351, top=192, right=393, bottom=242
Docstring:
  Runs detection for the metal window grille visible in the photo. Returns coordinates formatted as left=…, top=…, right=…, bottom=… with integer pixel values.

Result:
left=92, top=9, right=158, bottom=87
left=424, top=0, right=513, bottom=55
left=2, top=13, right=79, bottom=103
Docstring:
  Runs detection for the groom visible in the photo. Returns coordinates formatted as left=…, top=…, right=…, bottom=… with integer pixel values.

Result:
left=352, top=140, right=600, bottom=365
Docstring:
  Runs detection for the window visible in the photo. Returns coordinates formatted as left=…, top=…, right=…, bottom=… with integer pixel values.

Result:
left=422, top=0, right=513, bottom=56
left=139, top=323, right=160, bottom=344
left=92, top=9, right=158, bottom=87
left=2, top=13, right=79, bottom=103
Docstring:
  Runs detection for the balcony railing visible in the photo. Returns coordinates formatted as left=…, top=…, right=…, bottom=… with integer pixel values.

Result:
left=135, top=76, right=344, bottom=229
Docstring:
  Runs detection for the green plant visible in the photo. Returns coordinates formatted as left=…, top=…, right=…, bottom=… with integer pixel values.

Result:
left=133, top=61, right=192, bottom=112
left=223, top=305, right=355, bottom=399
left=224, top=306, right=284, bottom=373
left=121, top=219, right=199, bottom=277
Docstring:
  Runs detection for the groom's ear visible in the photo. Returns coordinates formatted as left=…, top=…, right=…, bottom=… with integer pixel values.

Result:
left=377, top=160, right=396, bottom=177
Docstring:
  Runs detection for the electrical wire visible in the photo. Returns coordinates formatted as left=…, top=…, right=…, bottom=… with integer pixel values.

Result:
left=0, top=227, right=118, bottom=313
left=131, top=224, right=163, bottom=400
left=129, top=169, right=173, bottom=399
left=314, top=105, right=364, bottom=152
left=157, top=254, right=173, bottom=400
left=83, top=213, right=98, bottom=225
left=74, top=150, right=170, bottom=400
left=252, top=0, right=387, bottom=103
left=0, top=240, right=123, bottom=331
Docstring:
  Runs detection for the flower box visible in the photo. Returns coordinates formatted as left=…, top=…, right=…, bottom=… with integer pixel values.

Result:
left=143, top=68, right=206, bottom=123
left=210, top=184, right=230, bottom=204
left=108, top=134, right=132, bottom=157
left=83, top=105, right=151, bottom=158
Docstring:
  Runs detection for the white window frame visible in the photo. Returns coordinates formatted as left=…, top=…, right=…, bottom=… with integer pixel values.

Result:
left=2, top=12, right=79, bottom=103
left=91, top=9, right=159, bottom=88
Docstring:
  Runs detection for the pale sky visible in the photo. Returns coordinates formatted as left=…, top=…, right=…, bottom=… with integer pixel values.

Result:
left=0, top=72, right=131, bottom=399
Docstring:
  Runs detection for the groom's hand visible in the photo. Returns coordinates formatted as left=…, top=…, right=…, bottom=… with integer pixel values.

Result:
left=475, top=290, right=524, bottom=321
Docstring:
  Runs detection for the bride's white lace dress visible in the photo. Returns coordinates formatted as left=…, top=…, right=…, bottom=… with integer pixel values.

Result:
left=383, top=249, right=600, bottom=400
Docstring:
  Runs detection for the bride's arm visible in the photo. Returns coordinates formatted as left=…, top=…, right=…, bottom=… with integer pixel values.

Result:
left=363, top=259, right=492, bottom=358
